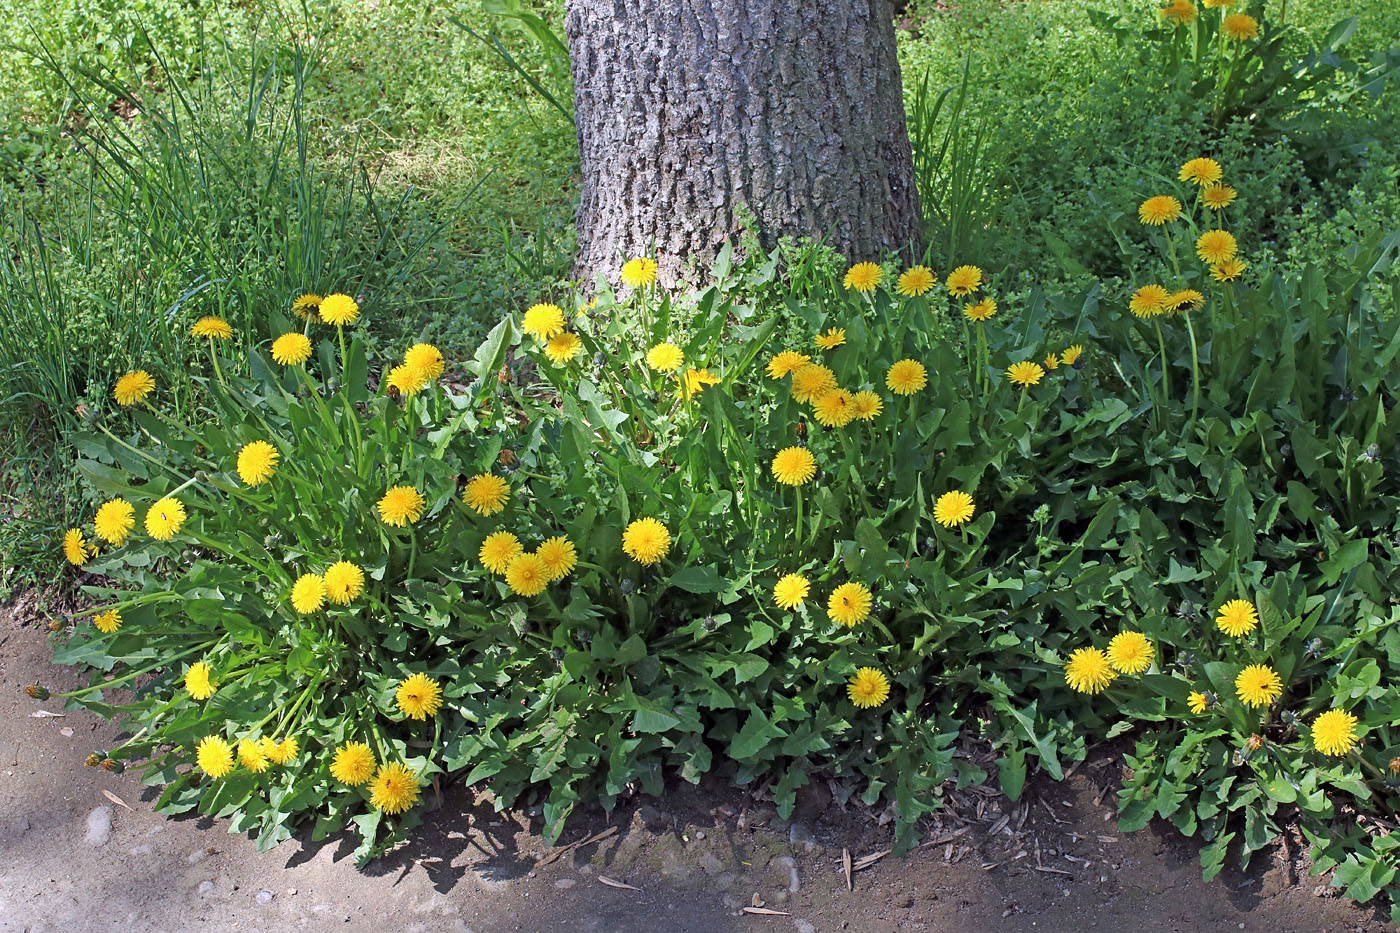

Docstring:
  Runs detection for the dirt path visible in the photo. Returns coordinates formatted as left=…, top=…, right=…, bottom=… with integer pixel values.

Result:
left=0, top=609, right=1390, bottom=933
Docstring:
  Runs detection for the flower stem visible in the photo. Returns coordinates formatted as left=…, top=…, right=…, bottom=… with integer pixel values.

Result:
left=1184, top=314, right=1201, bottom=435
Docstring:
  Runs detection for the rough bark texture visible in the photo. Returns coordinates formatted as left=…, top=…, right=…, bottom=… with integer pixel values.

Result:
left=566, top=0, right=922, bottom=287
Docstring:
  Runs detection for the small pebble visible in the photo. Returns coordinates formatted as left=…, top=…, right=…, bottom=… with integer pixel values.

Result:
left=197, top=880, right=216, bottom=897
left=256, top=890, right=275, bottom=905
left=288, top=889, right=297, bottom=896
left=85, top=806, right=113, bottom=847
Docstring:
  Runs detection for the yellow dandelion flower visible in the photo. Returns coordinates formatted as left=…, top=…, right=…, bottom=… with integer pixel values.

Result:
left=1044, top=352, right=1060, bottom=371
left=1061, top=345, right=1084, bottom=366
left=1203, top=185, right=1237, bottom=210
left=1202, top=0, right=1234, bottom=7
left=851, top=390, right=883, bottom=421
left=323, top=561, right=365, bottom=605
left=1211, top=258, right=1247, bottom=282
left=479, top=531, right=523, bottom=574
left=463, top=474, right=510, bottom=516
left=505, top=553, right=550, bottom=597
left=679, top=368, right=720, bottom=399
left=1139, top=195, right=1183, bottom=225
left=291, top=293, right=322, bottom=321
left=1178, top=157, right=1223, bottom=186
left=1215, top=599, right=1258, bottom=637
left=812, top=389, right=857, bottom=427
left=318, top=293, right=359, bottom=326
left=897, top=266, right=936, bottom=298
left=395, top=672, right=443, bottom=720
left=1196, top=230, right=1238, bottom=265
left=1235, top=664, right=1282, bottom=708
left=63, top=528, right=90, bottom=566
left=1167, top=289, right=1205, bottom=315
left=185, top=662, right=217, bottom=701
left=646, top=342, right=684, bottom=373
left=815, top=328, right=846, bottom=350
left=773, top=573, right=810, bottom=611
left=144, top=497, right=186, bottom=541
left=93, top=608, right=121, bottom=634
left=1130, top=284, right=1171, bottom=318
left=886, top=359, right=928, bottom=395
left=93, top=498, right=135, bottom=546
left=963, top=298, right=997, bottom=323
left=1187, top=691, right=1208, bottom=714
left=369, top=762, right=420, bottom=815
left=828, top=582, right=873, bottom=627
left=1161, top=0, right=1197, bottom=24
left=1006, top=360, right=1046, bottom=387
left=266, top=736, right=299, bottom=765
left=791, top=364, right=838, bottom=403
left=544, top=331, right=583, bottom=364
left=113, top=370, right=155, bottom=406
left=239, top=739, right=269, bottom=774
left=1064, top=647, right=1116, bottom=694
left=271, top=333, right=312, bottom=366
left=191, top=316, right=233, bottom=340
left=772, top=446, right=817, bottom=486
left=236, top=440, right=279, bottom=486
left=386, top=363, right=428, bottom=397
left=522, top=303, right=566, bottom=341
left=1106, top=632, right=1154, bottom=674
left=377, top=485, right=425, bottom=527
left=1222, top=12, right=1258, bottom=40
left=404, top=343, right=445, bottom=381
left=290, top=573, right=325, bottom=614
left=622, top=517, right=671, bottom=565
left=536, top=536, right=578, bottom=581
left=196, top=735, right=234, bottom=779
left=934, top=490, right=976, bottom=528
left=330, top=742, right=376, bottom=786
left=847, top=667, right=891, bottom=709
left=1310, top=709, right=1359, bottom=757
left=843, top=262, right=883, bottom=293
left=620, top=257, right=658, bottom=288
left=766, top=351, right=811, bottom=380
left=945, top=265, right=983, bottom=297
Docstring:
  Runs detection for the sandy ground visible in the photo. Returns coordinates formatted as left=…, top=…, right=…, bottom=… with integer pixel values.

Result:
left=0, top=607, right=1391, bottom=933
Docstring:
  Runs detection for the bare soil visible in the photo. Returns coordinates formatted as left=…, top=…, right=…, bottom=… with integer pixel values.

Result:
left=0, top=602, right=1390, bottom=933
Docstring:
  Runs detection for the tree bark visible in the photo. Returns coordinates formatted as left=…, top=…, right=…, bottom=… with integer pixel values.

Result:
left=565, top=0, right=922, bottom=287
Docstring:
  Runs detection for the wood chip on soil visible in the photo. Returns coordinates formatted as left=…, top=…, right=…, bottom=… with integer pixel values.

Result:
left=597, top=875, right=638, bottom=891
left=101, top=790, right=133, bottom=812
left=742, top=907, right=791, bottom=916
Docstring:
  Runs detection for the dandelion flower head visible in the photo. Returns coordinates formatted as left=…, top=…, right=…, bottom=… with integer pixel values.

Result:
left=828, top=582, right=873, bottom=627
left=886, top=359, right=928, bottom=395
left=463, top=474, right=510, bottom=516
left=94, top=498, right=136, bottom=546
left=113, top=370, right=155, bottom=406
left=396, top=672, right=443, bottom=720
left=622, top=517, right=671, bottom=565
left=773, top=573, right=810, bottom=611
left=1064, top=647, right=1116, bottom=694
left=847, top=668, right=891, bottom=709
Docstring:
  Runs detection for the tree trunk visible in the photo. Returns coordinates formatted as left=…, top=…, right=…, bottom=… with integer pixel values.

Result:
left=565, top=0, right=922, bottom=288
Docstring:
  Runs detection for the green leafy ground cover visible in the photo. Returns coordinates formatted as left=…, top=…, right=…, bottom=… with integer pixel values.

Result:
left=5, top=0, right=1400, bottom=919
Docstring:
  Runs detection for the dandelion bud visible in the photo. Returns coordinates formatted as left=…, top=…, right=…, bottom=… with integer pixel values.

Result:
left=499, top=448, right=518, bottom=467
left=619, top=579, right=635, bottom=597
left=1389, top=757, right=1400, bottom=776
left=100, top=758, right=125, bottom=773
left=701, top=616, right=717, bottom=633
left=47, top=616, right=65, bottom=632
left=84, top=752, right=106, bottom=768
left=497, top=364, right=511, bottom=385
left=1280, top=709, right=1298, bottom=726
left=24, top=683, right=50, bottom=700
left=1246, top=734, right=1264, bottom=752
left=75, top=403, right=99, bottom=425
